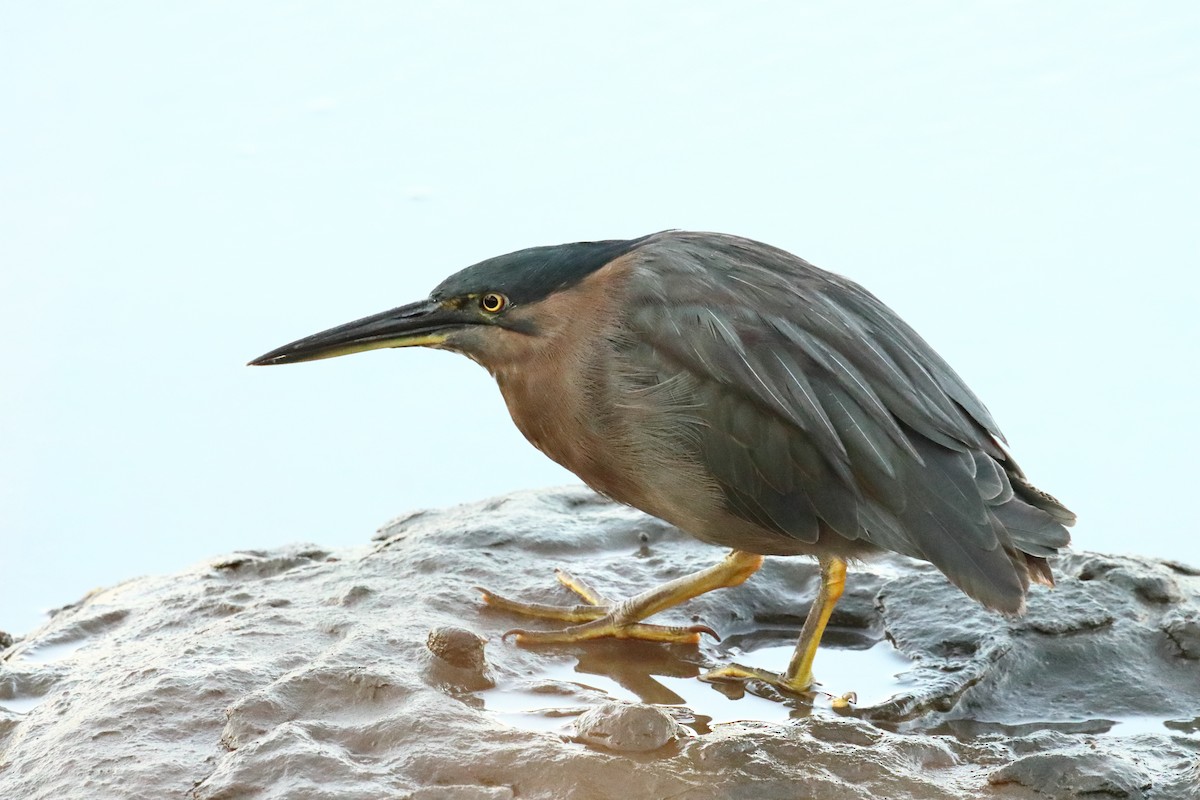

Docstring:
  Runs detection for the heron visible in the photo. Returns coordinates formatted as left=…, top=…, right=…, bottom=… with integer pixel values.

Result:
left=250, top=231, right=1074, bottom=695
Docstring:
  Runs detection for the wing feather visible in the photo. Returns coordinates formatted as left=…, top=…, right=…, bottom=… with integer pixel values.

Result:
left=617, top=232, right=1072, bottom=612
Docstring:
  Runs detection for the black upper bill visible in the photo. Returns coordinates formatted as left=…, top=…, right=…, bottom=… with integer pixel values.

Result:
left=248, top=298, right=461, bottom=366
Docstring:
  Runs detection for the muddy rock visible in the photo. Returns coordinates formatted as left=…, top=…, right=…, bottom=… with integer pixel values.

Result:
left=574, top=702, right=684, bottom=752
left=426, top=625, right=494, bottom=692
left=1165, top=609, right=1200, bottom=660
left=989, top=750, right=1153, bottom=798
left=1, top=486, right=1197, bottom=799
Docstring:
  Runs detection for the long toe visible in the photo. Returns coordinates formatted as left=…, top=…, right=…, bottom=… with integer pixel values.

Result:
left=477, top=585, right=715, bottom=644
left=505, top=619, right=717, bottom=646
left=475, top=586, right=609, bottom=623
left=702, top=663, right=814, bottom=695
left=701, top=664, right=857, bottom=707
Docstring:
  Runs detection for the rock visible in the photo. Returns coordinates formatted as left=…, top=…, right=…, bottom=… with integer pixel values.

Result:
left=411, top=788, right=514, bottom=800
left=425, top=626, right=494, bottom=692
left=1165, top=609, right=1200, bottom=659
left=989, top=751, right=1152, bottom=798
left=427, top=626, right=488, bottom=670
left=0, top=486, right=1197, bottom=799
left=574, top=702, right=684, bottom=752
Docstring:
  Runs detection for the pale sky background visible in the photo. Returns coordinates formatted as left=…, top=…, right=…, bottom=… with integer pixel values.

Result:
left=2, top=2, right=1198, bottom=636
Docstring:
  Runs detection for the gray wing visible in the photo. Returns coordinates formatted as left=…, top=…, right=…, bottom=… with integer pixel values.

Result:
left=622, top=232, right=1073, bottom=613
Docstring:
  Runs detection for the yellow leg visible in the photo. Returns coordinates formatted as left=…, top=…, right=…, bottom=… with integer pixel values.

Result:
left=785, top=554, right=846, bottom=688
left=477, top=550, right=764, bottom=645
left=704, top=555, right=847, bottom=694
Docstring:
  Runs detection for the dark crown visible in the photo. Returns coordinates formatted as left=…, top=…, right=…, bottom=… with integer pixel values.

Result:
left=432, top=234, right=657, bottom=305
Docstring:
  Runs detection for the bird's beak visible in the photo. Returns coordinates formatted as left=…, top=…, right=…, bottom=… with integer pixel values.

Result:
left=248, top=298, right=462, bottom=366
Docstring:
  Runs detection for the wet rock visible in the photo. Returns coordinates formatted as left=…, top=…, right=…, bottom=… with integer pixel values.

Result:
left=574, top=702, right=684, bottom=752
left=411, top=787, right=514, bottom=800
left=427, top=626, right=487, bottom=671
left=1076, top=555, right=1184, bottom=605
left=209, top=547, right=331, bottom=577
left=1019, top=583, right=1116, bottom=635
left=1164, top=609, right=1200, bottom=659
left=989, top=751, right=1152, bottom=798
left=0, top=488, right=1197, bottom=799
left=425, top=626, right=493, bottom=692
left=338, top=585, right=374, bottom=607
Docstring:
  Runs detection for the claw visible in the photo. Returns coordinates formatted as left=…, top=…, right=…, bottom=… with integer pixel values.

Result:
left=829, top=691, right=857, bottom=709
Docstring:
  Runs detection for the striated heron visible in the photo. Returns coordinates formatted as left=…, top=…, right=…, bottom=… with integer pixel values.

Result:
left=250, top=231, right=1074, bottom=696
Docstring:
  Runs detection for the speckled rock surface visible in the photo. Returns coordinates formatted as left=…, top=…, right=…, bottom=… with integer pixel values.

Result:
left=1, top=487, right=1198, bottom=799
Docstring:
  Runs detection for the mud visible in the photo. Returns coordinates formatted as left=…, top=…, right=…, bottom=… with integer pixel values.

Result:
left=1, top=486, right=1198, bottom=798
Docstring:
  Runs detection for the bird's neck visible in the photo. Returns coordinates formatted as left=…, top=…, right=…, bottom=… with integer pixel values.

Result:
left=487, top=274, right=639, bottom=500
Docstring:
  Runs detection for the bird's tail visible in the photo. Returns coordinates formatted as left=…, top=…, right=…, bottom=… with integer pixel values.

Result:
left=990, top=468, right=1075, bottom=588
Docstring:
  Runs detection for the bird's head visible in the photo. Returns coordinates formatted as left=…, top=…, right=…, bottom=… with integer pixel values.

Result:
left=248, top=236, right=652, bottom=371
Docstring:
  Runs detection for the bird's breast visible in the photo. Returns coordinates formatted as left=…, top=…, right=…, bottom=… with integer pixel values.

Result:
left=493, top=350, right=736, bottom=548
left=495, top=361, right=633, bottom=499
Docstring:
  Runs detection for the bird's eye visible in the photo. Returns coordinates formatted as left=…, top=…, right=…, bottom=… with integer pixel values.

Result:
left=480, top=292, right=508, bottom=313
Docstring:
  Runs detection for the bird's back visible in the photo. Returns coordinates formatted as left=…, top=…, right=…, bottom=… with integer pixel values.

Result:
left=587, top=231, right=1075, bottom=614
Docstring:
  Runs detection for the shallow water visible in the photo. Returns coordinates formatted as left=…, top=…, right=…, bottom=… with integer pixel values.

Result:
left=0, top=636, right=93, bottom=714
left=0, top=694, right=48, bottom=715
left=10, top=638, right=90, bottom=665
left=481, top=634, right=1200, bottom=745
left=480, top=638, right=917, bottom=736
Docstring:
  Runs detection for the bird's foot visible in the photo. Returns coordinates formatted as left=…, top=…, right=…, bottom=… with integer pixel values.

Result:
left=500, top=617, right=717, bottom=645
left=701, top=663, right=857, bottom=708
left=476, top=568, right=718, bottom=645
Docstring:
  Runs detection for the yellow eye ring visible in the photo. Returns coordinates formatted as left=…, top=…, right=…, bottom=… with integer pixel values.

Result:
left=480, top=292, right=508, bottom=313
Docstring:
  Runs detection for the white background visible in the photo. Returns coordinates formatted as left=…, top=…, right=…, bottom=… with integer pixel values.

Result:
left=3, top=2, right=1197, bottom=635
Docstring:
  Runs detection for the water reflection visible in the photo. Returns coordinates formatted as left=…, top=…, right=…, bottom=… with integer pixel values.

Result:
left=479, top=635, right=917, bottom=736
